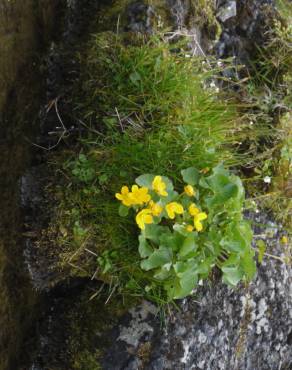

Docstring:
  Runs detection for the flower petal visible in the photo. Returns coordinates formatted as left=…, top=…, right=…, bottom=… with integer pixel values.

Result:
left=189, top=204, right=199, bottom=216
left=121, top=186, right=129, bottom=195
left=194, top=220, right=203, bottom=232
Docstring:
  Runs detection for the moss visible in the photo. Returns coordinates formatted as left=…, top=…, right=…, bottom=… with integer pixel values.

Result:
left=137, top=341, right=152, bottom=367
left=234, top=293, right=252, bottom=359
left=0, top=240, right=38, bottom=370
left=36, top=286, right=135, bottom=369
left=95, top=0, right=135, bottom=31
left=95, top=0, right=220, bottom=40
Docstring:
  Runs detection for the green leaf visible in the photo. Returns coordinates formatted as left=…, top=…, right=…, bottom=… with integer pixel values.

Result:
left=78, top=153, right=87, bottom=163
left=118, top=204, right=129, bottom=217
left=204, top=166, right=245, bottom=209
left=199, top=176, right=210, bottom=189
left=159, top=231, right=184, bottom=252
left=256, top=239, right=266, bottom=264
left=206, top=183, right=239, bottom=208
left=181, top=167, right=200, bottom=185
left=179, top=234, right=198, bottom=258
left=159, top=189, right=179, bottom=205
left=141, top=246, right=172, bottom=271
left=197, top=257, right=213, bottom=274
left=165, top=279, right=182, bottom=300
left=241, top=249, right=256, bottom=280
left=173, top=259, right=198, bottom=276
left=221, top=253, right=240, bottom=267
left=144, top=224, right=169, bottom=244
left=167, top=261, right=199, bottom=299
left=135, top=174, right=155, bottom=188
left=166, top=277, right=197, bottom=300
left=212, top=163, right=229, bottom=177
left=220, top=221, right=253, bottom=253
left=222, top=266, right=243, bottom=286
left=138, top=235, right=153, bottom=258
left=129, top=71, right=141, bottom=86
left=173, top=223, right=191, bottom=237
left=154, top=263, right=172, bottom=280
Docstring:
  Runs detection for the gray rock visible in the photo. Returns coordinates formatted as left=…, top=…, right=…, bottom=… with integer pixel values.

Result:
left=101, top=213, right=292, bottom=370
left=215, top=0, right=278, bottom=63
left=217, top=1, right=237, bottom=23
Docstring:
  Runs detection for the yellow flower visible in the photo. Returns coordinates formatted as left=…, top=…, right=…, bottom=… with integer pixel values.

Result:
left=152, top=176, right=168, bottom=197
left=193, top=212, right=207, bottom=232
left=129, top=185, right=151, bottom=205
left=136, top=209, right=153, bottom=230
left=184, top=185, right=195, bottom=197
left=115, top=186, right=133, bottom=206
left=186, top=225, right=194, bottom=232
left=148, top=200, right=163, bottom=216
left=189, top=203, right=200, bottom=216
left=165, top=202, right=184, bottom=219
left=281, top=236, right=288, bottom=244
left=188, top=204, right=207, bottom=231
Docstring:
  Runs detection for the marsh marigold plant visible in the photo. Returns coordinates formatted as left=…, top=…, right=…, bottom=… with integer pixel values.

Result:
left=115, top=165, right=256, bottom=300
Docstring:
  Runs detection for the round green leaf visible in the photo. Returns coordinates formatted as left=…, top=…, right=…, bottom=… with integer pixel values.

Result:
left=181, top=167, right=200, bottom=185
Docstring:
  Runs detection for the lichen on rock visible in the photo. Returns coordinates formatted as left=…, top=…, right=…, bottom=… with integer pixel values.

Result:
left=100, top=215, right=292, bottom=370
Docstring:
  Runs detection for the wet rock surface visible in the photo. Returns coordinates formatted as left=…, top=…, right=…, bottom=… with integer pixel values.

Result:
left=102, top=214, right=291, bottom=370
left=0, top=1, right=63, bottom=369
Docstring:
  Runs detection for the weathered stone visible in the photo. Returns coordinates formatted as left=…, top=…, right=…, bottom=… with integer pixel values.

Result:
left=217, top=1, right=237, bottom=23
left=215, top=0, right=278, bottom=63
left=101, top=214, right=292, bottom=370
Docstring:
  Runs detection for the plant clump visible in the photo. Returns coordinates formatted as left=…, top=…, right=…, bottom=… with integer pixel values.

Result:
left=114, top=165, right=255, bottom=300
left=48, top=33, right=258, bottom=304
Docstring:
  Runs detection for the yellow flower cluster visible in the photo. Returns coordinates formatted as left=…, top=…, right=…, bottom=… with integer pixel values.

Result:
left=115, top=177, right=167, bottom=230
left=136, top=201, right=163, bottom=230
left=116, top=176, right=207, bottom=231
left=115, top=185, right=151, bottom=206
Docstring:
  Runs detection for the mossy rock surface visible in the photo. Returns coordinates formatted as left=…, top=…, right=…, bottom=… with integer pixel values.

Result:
left=28, top=280, right=134, bottom=370
left=0, top=0, right=60, bottom=114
